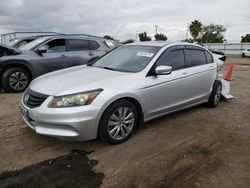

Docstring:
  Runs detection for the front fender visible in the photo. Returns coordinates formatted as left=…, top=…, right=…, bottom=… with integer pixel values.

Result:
left=0, top=59, right=33, bottom=75
left=92, top=91, right=146, bottom=136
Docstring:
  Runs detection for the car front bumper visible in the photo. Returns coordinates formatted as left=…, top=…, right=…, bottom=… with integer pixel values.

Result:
left=20, top=96, right=101, bottom=141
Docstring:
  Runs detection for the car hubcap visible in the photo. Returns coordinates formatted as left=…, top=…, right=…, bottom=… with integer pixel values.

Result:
left=108, top=107, right=134, bottom=140
left=214, top=85, right=221, bottom=105
left=9, top=72, right=28, bottom=90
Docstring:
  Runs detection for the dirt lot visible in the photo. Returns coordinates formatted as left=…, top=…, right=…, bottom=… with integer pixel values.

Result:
left=0, top=57, right=250, bottom=188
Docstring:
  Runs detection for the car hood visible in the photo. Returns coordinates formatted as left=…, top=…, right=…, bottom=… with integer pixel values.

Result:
left=30, top=65, right=134, bottom=96
left=0, top=44, right=22, bottom=56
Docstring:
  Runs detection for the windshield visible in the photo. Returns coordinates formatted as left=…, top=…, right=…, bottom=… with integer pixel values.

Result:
left=104, top=40, right=116, bottom=49
left=7, top=39, right=19, bottom=47
left=19, top=37, right=48, bottom=51
left=91, top=45, right=160, bottom=72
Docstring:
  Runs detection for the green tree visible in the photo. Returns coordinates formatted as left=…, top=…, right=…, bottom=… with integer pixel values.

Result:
left=198, top=24, right=226, bottom=43
left=182, top=38, right=193, bottom=43
left=138, top=32, right=151, bottom=41
left=103, top=35, right=115, bottom=40
left=122, top=39, right=135, bottom=44
left=154, top=33, right=168, bottom=41
left=189, top=20, right=202, bottom=42
left=241, top=34, right=250, bottom=42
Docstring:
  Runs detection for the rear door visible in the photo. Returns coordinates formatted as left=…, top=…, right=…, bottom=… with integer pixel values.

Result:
left=67, top=39, right=99, bottom=67
left=185, top=46, right=216, bottom=102
left=144, top=46, right=190, bottom=119
left=34, top=39, right=68, bottom=76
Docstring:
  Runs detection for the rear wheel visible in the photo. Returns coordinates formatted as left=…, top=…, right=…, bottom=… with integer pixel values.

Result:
left=207, top=80, right=222, bottom=108
left=1, top=67, right=31, bottom=92
left=242, top=53, right=245, bottom=58
left=98, top=100, right=138, bottom=144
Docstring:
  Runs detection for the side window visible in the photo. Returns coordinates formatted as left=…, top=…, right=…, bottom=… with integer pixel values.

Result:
left=205, top=51, right=213, bottom=63
left=89, top=40, right=100, bottom=50
left=68, top=39, right=89, bottom=51
left=187, top=49, right=207, bottom=67
left=157, top=49, right=186, bottom=71
left=39, top=39, right=66, bottom=53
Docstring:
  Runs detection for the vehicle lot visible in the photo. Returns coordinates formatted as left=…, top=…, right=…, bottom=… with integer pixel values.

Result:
left=0, top=57, right=250, bottom=187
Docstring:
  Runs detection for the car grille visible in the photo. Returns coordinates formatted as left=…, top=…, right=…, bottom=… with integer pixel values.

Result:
left=23, top=88, right=49, bottom=108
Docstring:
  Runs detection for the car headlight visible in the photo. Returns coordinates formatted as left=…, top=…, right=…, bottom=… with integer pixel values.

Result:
left=49, top=89, right=102, bottom=108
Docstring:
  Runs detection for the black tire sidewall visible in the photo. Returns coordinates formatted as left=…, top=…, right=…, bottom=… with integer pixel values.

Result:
left=99, top=100, right=138, bottom=144
left=1, top=68, right=31, bottom=92
left=208, top=80, right=222, bottom=108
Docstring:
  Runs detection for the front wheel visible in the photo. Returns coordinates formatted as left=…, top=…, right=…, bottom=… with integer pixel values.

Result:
left=242, top=53, right=245, bottom=58
left=98, top=100, right=138, bottom=144
left=207, top=80, right=222, bottom=108
left=1, top=67, right=31, bottom=92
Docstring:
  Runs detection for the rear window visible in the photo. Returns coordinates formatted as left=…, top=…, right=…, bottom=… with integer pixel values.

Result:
left=187, top=49, right=207, bottom=66
left=68, top=39, right=89, bottom=51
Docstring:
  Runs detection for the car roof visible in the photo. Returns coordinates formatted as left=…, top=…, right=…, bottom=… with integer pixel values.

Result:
left=126, top=41, right=208, bottom=49
left=37, top=35, right=104, bottom=41
left=126, top=41, right=171, bottom=47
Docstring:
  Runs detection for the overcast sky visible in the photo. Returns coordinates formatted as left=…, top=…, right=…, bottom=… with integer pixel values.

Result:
left=0, top=0, right=249, bottom=42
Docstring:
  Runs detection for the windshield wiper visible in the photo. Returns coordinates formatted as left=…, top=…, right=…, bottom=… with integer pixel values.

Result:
left=103, top=67, right=117, bottom=71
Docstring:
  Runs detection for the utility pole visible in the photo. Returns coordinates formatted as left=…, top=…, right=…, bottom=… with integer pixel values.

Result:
left=155, top=25, right=158, bottom=35
left=135, top=31, right=139, bottom=42
left=186, top=24, right=189, bottom=41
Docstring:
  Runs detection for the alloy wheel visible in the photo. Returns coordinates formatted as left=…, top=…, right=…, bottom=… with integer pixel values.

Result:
left=214, top=84, right=221, bottom=105
left=9, top=72, right=28, bottom=90
left=108, top=107, right=135, bottom=140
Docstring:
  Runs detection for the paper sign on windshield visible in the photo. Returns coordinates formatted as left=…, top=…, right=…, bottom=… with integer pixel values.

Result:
left=136, top=52, right=154, bottom=57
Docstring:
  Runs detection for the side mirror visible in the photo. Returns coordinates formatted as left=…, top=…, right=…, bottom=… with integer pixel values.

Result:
left=36, top=45, right=49, bottom=55
left=155, top=65, right=172, bottom=75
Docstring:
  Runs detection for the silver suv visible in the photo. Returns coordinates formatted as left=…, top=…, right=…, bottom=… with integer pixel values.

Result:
left=21, top=42, right=222, bottom=144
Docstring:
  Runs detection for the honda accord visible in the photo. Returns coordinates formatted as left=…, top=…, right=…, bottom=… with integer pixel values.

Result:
left=20, top=42, right=222, bottom=144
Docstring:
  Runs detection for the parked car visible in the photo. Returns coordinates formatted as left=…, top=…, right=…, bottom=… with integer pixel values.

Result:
left=208, top=49, right=225, bottom=56
left=241, top=49, right=250, bottom=57
left=7, top=36, right=41, bottom=49
left=20, top=42, right=222, bottom=144
left=209, top=49, right=226, bottom=70
left=0, top=36, right=110, bottom=92
left=104, top=40, right=122, bottom=50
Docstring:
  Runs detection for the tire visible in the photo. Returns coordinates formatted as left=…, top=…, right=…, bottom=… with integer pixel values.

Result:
left=98, top=99, right=138, bottom=144
left=1, top=67, right=31, bottom=92
left=242, top=53, right=245, bottom=58
left=207, top=80, right=222, bottom=108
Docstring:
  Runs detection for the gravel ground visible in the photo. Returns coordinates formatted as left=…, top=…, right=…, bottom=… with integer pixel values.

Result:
left=0, top=57, right=250, bottom=188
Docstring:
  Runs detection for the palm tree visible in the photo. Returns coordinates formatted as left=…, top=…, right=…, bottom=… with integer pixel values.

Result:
left=189, top=20, right=202, bottom=42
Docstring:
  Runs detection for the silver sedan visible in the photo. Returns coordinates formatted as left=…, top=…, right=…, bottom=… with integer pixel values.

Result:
left=20, top=42, right=221, bottom=144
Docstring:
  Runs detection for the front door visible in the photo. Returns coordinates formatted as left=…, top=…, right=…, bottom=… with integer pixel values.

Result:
left=34, top=39, right=68, bottom=77
left=144, top=46, right=190, bottom=119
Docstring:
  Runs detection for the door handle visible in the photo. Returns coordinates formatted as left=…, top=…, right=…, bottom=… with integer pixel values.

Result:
left=60, top=54, right=67, bottom=58
left=89, top=52, right=94, bottom=56
left=209, top=65, right=215, bottom=69
left=181, top=72, right=188, bottom=77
